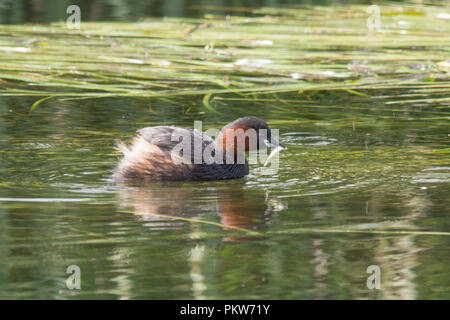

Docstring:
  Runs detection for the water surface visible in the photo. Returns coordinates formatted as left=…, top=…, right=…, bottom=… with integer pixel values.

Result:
left=0, top=0, right=449, bottom=299
left=0, top=90, right=448, bottom=299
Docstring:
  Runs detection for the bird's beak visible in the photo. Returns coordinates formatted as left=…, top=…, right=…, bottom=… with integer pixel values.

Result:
left=269, top=137, right=287, bottom=151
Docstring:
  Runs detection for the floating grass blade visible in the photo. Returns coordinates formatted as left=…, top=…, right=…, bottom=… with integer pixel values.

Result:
left=29, top=96, right=53, bottom=113
left=0, top=3, right=447, bottom=102
left=202, top=93, right=222, bottom=114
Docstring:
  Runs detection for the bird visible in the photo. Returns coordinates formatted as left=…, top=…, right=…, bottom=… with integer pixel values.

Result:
left=113, top=116, right=285, bottom=181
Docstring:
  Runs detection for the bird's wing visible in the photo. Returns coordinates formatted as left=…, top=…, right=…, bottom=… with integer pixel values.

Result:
left=137, top=126, right=180, bottom=150
left=137, top=126, right=214, bottom=162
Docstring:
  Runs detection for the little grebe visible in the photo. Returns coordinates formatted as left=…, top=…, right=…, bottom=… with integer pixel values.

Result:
left=113, top=116, right=285, bottom=181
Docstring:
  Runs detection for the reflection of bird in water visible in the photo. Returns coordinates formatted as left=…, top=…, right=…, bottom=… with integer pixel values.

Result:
left=115, top=183, right=287, bottom=299
left=115, top=183, right=287, bottom=242
left=217, top=190, right=287, bottom=242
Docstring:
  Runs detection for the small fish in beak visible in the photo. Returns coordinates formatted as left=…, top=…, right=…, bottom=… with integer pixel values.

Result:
left=263, top=138, right=287, bottom=167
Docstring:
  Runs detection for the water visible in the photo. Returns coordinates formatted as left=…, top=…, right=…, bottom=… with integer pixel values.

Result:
left=0, top=0, right=376, bottom=24
left=0, top=89, right=448, bottom=299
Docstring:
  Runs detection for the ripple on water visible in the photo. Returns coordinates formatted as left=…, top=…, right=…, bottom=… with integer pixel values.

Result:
left=411, top=169, right=450, bottom=184
left=282, top=133, right=337, bottom=146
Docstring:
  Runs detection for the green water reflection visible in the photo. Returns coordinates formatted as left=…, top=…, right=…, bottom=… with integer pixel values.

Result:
left=0, top=91, right=448, bottom=299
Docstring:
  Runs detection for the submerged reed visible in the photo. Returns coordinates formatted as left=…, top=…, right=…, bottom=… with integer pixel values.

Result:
left=0, top=2, right=448, bottom=111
